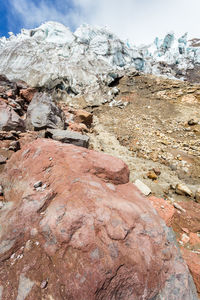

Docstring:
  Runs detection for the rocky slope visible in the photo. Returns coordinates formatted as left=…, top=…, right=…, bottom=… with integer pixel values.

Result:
left=0, top=22, right=200, bottom=299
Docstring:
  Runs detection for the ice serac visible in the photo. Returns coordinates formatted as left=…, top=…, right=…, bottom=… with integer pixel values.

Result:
left=0, top=139, right=198, bottom=299
left=0, top=22, right=199, bottom=105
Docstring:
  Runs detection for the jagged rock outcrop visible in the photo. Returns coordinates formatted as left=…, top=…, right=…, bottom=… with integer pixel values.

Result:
left=0, top=139, right=197, bottom=299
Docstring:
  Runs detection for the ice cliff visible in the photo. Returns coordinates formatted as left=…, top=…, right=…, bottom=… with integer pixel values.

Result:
left=0, top=21, right=199, bottom=96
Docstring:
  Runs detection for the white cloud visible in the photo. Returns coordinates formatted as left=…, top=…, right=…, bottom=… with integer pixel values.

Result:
left=8, top=0, right=78, bottom=30
left=73, top=0, right=200, bottom=44
left=8, top=0, right=200, bottom=45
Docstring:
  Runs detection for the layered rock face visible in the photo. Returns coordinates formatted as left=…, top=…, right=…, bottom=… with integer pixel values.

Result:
left=0, top=139, right=198, bottom=299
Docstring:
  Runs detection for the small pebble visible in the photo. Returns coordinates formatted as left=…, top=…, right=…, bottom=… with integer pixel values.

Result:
left=0, top=185, right=3, bottom=196
left=153, top=168, right=161, bottom=176
left=0, top=154, right=7, bottom=164
left=34, top=181, right=42, bottom=188
left=195, top=188, right=200, bottom=203
left=9, top=141, right=20, bottom=151
left=188, top=118, right=198, bottom=126
left=147, top=170, right=158, bottom=180
left=175, top=183, right=193, bottom=197
left=40, top=280, right=48, bottom=289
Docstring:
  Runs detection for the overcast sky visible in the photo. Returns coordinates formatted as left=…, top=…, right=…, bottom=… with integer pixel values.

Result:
left=0, top=0, right=199, bottom=45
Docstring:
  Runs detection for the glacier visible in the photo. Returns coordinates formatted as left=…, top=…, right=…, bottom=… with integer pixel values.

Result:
left=0, top=21, right=199, bottom=103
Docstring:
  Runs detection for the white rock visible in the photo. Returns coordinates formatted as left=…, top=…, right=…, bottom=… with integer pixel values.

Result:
left=175, top=183, right=193, bottom=197
left=134, top=179, right=151, bottom=196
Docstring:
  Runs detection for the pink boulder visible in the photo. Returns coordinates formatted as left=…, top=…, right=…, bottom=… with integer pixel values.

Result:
left=0, top=139, right=197, bottom=299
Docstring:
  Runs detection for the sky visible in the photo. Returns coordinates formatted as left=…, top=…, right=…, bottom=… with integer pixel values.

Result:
left=0, top=0, right=199, bottom=45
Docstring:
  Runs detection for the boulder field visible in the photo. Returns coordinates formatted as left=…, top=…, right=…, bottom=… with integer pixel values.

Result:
left=0, top=139, right=197, bottom=299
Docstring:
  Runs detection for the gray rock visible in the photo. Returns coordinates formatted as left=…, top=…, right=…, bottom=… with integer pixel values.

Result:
left=16, top=274, right=35, bottom=300
left=46, top=129, right=89, bottom=148
left=0, top=101, right=25, bottom=132
left=26, top=92, right=65, bottom=130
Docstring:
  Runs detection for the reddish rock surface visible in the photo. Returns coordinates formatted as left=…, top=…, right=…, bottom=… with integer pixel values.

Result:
left=189, top=233, right=200, bottom=246
left=172, top=201, right=200, bottom=233
left=0, top=139, right=197, bottom=299
left=181, top=248, right=200, bottom=293
left=148, top=196, right=175, bottom=226
left=74, top=109, right=93, bottom=127
left=68, top=122, right=89, bottom=132
left=19, top=88, right=37, bottom=103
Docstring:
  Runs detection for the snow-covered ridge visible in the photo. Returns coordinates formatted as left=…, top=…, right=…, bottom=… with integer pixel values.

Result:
left=0, top=21, right=199, bottom=94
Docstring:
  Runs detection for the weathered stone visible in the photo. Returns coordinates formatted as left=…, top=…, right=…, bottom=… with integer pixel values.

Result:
left=40, top=280, right=48, bottom=289
left=0, top=185, right=3, bottom=196
left=74, top=109, right=93, bottom=127
left=33, top=181, right=42, bottom=188
left=188, top=118, right=199, bottom=126
left=0, top=155, right=7, bottom=164
left=68, top=122, right=88, bottom=133
left=26, top=92, right=65, bottom=130
left=134, top=179, right=151, bottom=196
left=181, top=233, right=190, bottom=244
left=19, top=88, right=37, bottom=103
left=6, top=90, right=14, bottom=99
left=46, top=128, right=89, bottom=148
left=176, top=183, right=193, bottom=197
left=173, top=202, right=186, bottom=213
left=195, top=188, right=200, bottom=203
left=8, top=141, right=20, bottom=152
left=153, top=168, right=161, bottom=176
left=0, top=100, right=25, bottom=132
left=0, top=139, right=197, bottom=299
left=147, top=170, right=158, bottom=180
left=0, top=130, right=18, bottom=140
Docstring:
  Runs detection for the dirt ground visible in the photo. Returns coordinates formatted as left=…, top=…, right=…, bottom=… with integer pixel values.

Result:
left=87, top=73, right=200, bottom=295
